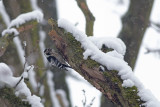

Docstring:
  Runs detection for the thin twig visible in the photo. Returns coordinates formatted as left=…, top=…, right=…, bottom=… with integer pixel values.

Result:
left=14, top=76, right=23, bottom=88
left=145, top=47, right=160, bottom=54
left=149, top=21, right=160, bottom=32
left=26, top=65, right=33, bottom=72
left=14, top=65, right=33, bottom=88
left=14, top=41, right=29, bottom=88
left=82, top=89, right=87, bottom=107
left=87, top=97, right=95, bottom=107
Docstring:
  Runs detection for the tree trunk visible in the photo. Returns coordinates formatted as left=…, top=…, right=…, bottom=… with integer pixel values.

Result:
left=118, top=0, right=154, bottom=69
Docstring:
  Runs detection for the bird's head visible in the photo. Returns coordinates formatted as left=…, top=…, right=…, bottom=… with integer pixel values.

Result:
left=44, top=48, right=52, bottom=57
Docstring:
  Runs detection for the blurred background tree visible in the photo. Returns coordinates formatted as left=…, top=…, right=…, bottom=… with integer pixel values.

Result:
left=0, top=0, right=71, bottom=107
left=0, top=0, right=159, bottom=107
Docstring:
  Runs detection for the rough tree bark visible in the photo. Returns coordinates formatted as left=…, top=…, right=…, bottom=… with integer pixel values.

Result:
left=75, top=0, right=116, bottom=106
left=101, top=0, right=154, bottom=107
left=48, top=19, right=145, bottom=107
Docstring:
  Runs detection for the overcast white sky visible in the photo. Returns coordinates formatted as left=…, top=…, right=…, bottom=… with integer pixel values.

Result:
left=57, top=0, right=160, bottom=106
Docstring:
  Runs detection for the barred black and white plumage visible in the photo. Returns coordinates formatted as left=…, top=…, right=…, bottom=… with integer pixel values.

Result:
left=44, top=48, right=72, bottom=70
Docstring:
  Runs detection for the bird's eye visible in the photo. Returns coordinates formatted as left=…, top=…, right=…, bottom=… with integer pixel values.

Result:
left=44, top=48, right=49, bottom=53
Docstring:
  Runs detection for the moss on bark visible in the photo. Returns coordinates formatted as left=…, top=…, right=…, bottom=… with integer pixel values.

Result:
left=0, top=87, right=31, bottom=107
left=48, top=19, right=145, bottom=106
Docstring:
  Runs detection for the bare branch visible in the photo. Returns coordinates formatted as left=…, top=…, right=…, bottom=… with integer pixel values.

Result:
left=76, top=0, right=95, bottom=36
left=145, top=47, right=160, bottom=54
left=87, top=97, right=95, bottom=107
left=149, top=21, right=160, bottom=32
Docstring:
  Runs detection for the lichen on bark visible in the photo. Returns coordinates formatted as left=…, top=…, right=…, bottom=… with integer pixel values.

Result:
left=48, top=19, right=145, bottom=107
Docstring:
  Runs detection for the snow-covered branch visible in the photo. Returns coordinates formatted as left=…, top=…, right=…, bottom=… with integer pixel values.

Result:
left=8, top=10, right=43, bottom=29
left=0, top=63, right=44, bottom=107
left=48, top=19, right=160, bottom=107
left=0, top=10, right=43, bottom=57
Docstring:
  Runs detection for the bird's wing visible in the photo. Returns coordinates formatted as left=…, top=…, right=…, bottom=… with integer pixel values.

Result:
left=50, top=52, right=66, bottom=64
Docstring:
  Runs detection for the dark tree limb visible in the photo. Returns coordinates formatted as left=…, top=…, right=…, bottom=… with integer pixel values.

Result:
left=48, top=19, right=145, bottom=107
left=118, top=0, right=154, bottom=69
left=76, top=0, right=95, bottom=36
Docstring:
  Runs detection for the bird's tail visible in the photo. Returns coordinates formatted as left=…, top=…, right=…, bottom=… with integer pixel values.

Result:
left=62, top=64, right=72, bottom=69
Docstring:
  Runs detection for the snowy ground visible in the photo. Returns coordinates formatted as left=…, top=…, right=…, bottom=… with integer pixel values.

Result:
left=57, top=0, right=160, bottom=107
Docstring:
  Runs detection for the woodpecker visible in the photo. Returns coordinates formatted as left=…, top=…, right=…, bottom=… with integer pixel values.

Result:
left=44, top=48, right=72, bottom=70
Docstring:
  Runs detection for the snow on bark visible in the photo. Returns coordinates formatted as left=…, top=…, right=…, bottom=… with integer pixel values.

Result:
left=0, top=0, right=10, bottom=26
left=122, top=79, right=134, bottom=88
left=2, top=28, right=19, bottom=36
left=0, top=1, right=44, bottom=106
left=88, top=36, right=126, bottom=55
left=8, top=10, right=43, bottom=28
left=0, top=63, right=44, bottom=107
left=1, top=2, right=42, bottom=92
left=58, top=18, right=160, bottom=107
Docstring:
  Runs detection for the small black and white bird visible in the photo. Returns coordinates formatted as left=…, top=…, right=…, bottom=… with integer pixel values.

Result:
left=44, top=48, right=72, bottom=70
